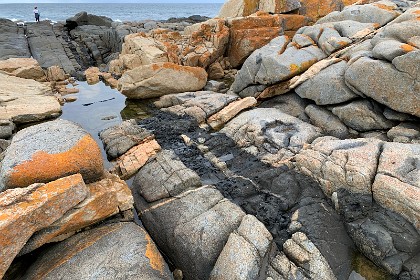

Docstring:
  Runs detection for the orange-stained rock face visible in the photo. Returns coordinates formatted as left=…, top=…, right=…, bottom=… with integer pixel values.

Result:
left=227, top=15, right=283, bottom=67
left=84, top=67, right=101, bottom=85
left=0, top=174, right=88, bottom=279
left=145, top=233, right=167, bottom=274
left=299, top=0, right=359, bottom=22
left=110, top=139, right=161, bottom=179
left=5, top=135, right=104, bottom=189
left=20, top=173, right=134, bottom=255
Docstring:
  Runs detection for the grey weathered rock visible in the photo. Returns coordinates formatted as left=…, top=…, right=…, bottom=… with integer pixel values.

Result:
left=0, top=19, right=30, bottom=60
left=295, top=137, right=383, bottom=196
left=155, top=91, right=238, bottom=123
left=133, top=149, right=201, bottom=202
left=99, top=119, right=154, bottom=159
left=317, top=1, right=400, bottom=26
left=305, top=104, right=349, bottom=139
left=372, top=142, right=420, bottom=230
left=344, top=7, right=420, bottom=118
left=0, top=120, right=15, bottom=139
left=260, top=93, right=310, bottom=121
left=221, top=108, right=322, bottom=164
left=21, top=222, right=173, bottom=280
left=0, top=119, right=104, bottom=191
left=331, top=99, right=395, bottom=132
left=283, top=232, right=336, bottom=280
left=138, top=186, right=245, bottom=280
left=210, top=215, right=273, bottom=280
left=66, top=11, right=112, bottom=28
left=26, top=22, right=76, bottom=74
left=387, top=122, right=420, bottom=143
left=204, top=80, right=226, bottom=92
left=231, top=36, right=290, bottom=94
left=295, top=61, right=358, bottom=105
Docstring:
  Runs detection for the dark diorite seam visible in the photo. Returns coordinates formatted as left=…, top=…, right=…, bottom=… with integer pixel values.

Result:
left=137, top=110, right=357, bottom=279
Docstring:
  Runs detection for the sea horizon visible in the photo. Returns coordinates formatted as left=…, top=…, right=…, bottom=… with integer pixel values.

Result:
left=0, top=2, right=223, bottom=23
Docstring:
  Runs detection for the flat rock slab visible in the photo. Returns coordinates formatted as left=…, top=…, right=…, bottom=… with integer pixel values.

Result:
left=0, top=119, right=104, bottom=191
left=0, top=174, right=88, bottom=279
left=0, top=19, right=30, bottom=60
left=26, top=22, right=75, bottom=74
left=21, top=222, right=173, bottom=280
left=0, top=73, right=61, bottom=123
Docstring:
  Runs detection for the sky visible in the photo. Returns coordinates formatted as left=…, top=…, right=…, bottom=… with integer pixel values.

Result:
left=0, top=0, right=224, bottom=3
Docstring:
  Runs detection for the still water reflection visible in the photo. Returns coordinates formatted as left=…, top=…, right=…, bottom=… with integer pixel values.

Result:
left=59, top=81, right=153, bottom=167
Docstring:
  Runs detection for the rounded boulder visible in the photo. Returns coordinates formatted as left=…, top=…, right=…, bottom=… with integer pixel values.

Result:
left=0, top=119, right=104, bottom=191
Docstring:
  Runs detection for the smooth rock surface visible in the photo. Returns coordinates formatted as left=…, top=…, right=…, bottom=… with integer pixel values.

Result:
left=0, top=73, right=61, bottom=123
left=21, top=222, right=173, bottom=280
left=0, top=119, right=104, bottom=190
left=118, top=62, right=207, bottom=99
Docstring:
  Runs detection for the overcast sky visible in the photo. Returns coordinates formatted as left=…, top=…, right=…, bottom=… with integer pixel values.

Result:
left=0, top=0, right=223, bottom=3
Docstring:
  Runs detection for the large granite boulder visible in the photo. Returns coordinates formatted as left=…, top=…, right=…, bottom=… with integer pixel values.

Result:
left=118, top=62, right=207, bottom=99
left=295, top=60, right=358, bottom=105
left=331, top=99, right=395, bottom=132
left=0, top=72, right=61, bottom=123
left=0, top=174, right=88, bottom=279
left=0, top=119, right=104, bottom=191
left=21, top=222, right=173, bottom=280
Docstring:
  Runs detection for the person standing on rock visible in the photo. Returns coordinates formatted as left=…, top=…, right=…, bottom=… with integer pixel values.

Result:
left=33, top=7, right=40, bottom=22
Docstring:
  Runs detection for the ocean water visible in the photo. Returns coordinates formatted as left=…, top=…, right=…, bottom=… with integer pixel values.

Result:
left=0, top=3, right=223, bottom=23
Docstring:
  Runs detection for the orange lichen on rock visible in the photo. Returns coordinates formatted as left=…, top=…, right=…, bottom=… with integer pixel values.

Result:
left=20, top=174, right=134, bottom=255
left=0, top=174, right=88, bottom=279
left=111, top=139, right=161, bottom=180
left=372, top=3, right=396, bottom=11
left=243, top=0, right=260, bottom=16
left=7, top=135, right=104, bottom=189
left=145, top=232, right=166, bottom=274
left=289, top=59, right=318, bottom=76
left=401, top=44, right=415, bottom=52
